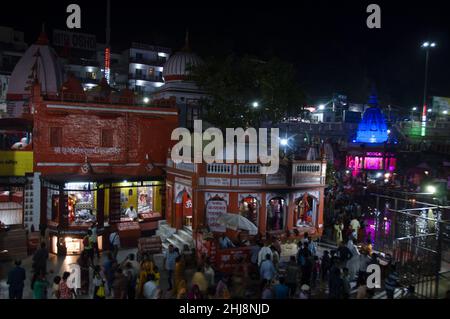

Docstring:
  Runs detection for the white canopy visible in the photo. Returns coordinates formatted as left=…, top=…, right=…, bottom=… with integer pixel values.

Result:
left=216, top=213, right=258, bottom=235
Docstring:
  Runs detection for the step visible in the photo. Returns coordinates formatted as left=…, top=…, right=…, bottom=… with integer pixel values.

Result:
left=183, top=225, right=193, bottom=234
left=166, top=237, right=183, bottom=251
left=177, top=229, right=193, bottom=243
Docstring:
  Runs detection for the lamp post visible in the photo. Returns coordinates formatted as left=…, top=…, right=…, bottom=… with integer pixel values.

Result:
left=420, top=41, right=436, bottom=130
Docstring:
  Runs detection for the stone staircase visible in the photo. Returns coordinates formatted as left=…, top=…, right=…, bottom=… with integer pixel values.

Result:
left=156, top=220, right=194, bottom=252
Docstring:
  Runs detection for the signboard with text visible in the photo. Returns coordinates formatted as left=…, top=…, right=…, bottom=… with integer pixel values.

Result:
left=0, top=151, right=33, bottom=176
left=206, top=200, right=227, bottom=233
left=53, top=29, right=96, bottom=51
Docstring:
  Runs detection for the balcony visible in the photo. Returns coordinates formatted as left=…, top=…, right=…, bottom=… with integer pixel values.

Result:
left=238, top=164, right=261, bottom=175
left=206, top=163, right=232, bottom=174
left=129, top=57, right=166, bottom=67
left=129, top=73, right=163, bottom=83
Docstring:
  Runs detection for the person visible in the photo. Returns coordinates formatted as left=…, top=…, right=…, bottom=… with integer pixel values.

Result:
left=302, top=232, right=310, bottom=244
left=7, top=259, right=26, bottom=299
left=273, top=277, right=289, bottom=299
left=32, top=242, right=49, bottom=275
left=176, top=280, right=187, bottom=299
left=83, top=230, right=94, bottom=265
left=191, top=266, right=208, bottom=294
left=203, top=260, right=215, bottom=288
left=402, top=285, right=418, bottom=299
left=136, top=253, right=154, bottom=297
left=337, top=241, right=353, bottom=267
left=350, top=217, right=361, bottom=241
left=271, top=245, right=280, bottom=270
left=261, top=279, right=273, bottom=299
left=356, top=275, right=368, bottom=299
left=334, top=220, right=344, bottom=246
left=311, top=255, right=321, bottom=288
left=257, top=241, right=273, bottom=266
left=164, top=244, right=179, bottom=291
left=298, top=284, right=310, bottom=299
left=125, top=205, right=138, bottom=220
left=259, top=254, right=276, bottom=282
left=215, top=275, right=231, bottom=299
left=32, top=271, right=49, bottom=299
left=346, top=238, right=361, bottom=281
left=109, top=229, right=120, bottom=260
left=52, top=276, right=61, bottom=299
left=93, top=265, right=106, bottom=299
left=153, top=266, right=161, bottom=286
left=174, top=255, right=185, bottom=295
left=250, top=243, right=262, bottom=267
left=285, top=256, right=299, bottom=297
left=124, top=262, right=137, bottom=299
left=112, top=268, right=128, bottom=299
left=219, top=234, right=235, bottom=249
left=90, top=222, right=100, bottom=258
left=321, top=251, right=332, bottom=282
left=77, top=250, right=90, bottom=295
left=328, top=267, right=344, bottom=299
left=143, top=273, right=159, bottom=299
left=188, top=284, right=203, bottom=299
left=59, top=272, right=75, bottom=299
left=342, top=267, right=351, bottom=299
left=102, top=252, right=116, bottom=294
left=385, top=264, right=400, bottom=299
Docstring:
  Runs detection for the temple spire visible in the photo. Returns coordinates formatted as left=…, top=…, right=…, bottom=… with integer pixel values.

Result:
left=182, top=29, right=190, bottom=51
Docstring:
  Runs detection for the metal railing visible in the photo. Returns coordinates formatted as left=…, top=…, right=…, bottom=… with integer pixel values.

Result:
left=206, top=163, right=232, bottom=174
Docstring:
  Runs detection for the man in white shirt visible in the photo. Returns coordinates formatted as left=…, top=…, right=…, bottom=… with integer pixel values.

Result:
left=143, top=274, right=159, bottom=299
left=350, top=217, right=361, bottom=241
left=125, top=206, right=138, bottom=220
left=257, top=242, right=273, bottom=266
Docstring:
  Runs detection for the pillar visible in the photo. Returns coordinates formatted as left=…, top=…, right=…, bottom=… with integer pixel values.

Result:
left=97, top=188, right=105, bottom=228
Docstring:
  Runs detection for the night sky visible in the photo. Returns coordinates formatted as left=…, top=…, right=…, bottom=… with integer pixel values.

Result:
left=2, top=0, right=450, bottom=108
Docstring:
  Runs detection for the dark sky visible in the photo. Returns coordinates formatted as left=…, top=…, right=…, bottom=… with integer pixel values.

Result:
left=2, top=0, right=450, bottom=108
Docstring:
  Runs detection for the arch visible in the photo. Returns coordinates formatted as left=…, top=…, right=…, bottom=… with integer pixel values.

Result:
left=239, top=195, right=260, bottom=227
left=294, top=193, right=318, bottom=228
left=174, top=188, right=192, bottom=229
left=266, top=196, right=287, bottom=232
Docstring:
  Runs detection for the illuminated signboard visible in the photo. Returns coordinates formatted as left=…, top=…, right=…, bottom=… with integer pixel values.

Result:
left=0, top=151, right=33, bottom=176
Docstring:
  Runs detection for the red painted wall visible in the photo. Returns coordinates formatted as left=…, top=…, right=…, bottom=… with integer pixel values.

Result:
left=32, top=97, right=178, bottom=177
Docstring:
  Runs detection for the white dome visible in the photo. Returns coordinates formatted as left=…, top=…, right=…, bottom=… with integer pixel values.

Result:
left=7, top=33, right=63, bottom=99
left=162, top=51, right=203, bottom=82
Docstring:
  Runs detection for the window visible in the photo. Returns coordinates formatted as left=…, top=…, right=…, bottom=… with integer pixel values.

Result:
left=101, top=129, right=114, bottom=147
left=86, top=72, right=96, bottom=80
left=187, top=106, right=201, bottom=129
left=148, top=68, right=154, bottom=77
left=50, top=127, right=62, bottom=147
left=135, top=69, right=143, bottom=78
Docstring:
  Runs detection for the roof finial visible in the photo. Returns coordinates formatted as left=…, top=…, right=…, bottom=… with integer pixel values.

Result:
left=36, top=22, right=49, bottom=45
left=183, top=29, right=190, bottom=51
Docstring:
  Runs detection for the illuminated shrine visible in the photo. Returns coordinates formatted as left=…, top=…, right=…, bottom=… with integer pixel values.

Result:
left=355, top=107, right=388, bottom=144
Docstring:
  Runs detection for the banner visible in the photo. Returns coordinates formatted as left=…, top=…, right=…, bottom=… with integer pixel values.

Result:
left=206, top=200, right=226, bottom=233
left=0, top=151, right=33, bottom=176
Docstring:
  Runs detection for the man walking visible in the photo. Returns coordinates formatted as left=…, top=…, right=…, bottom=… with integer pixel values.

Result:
left=164, top=244, right=179, bottom=291
left=7, top=260, right=26, bottom=299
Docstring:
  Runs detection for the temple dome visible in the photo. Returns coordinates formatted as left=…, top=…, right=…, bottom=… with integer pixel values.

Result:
left=162, top=51, right=203, bottom=82
left=7, top=31, right=64, bottom=116
left=355, top=107, right=388, bottom=144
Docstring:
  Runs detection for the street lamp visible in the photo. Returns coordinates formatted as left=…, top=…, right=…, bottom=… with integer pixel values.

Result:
left=252, top=101, right=259, bottom=108
left=420, top=41, right=436, bottom=132
left=143, top=97, right=149, bottom=104
left=318, top=104, right=325, bottom=110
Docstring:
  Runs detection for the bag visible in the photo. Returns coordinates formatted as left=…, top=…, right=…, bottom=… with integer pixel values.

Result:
left=96, top=285, right=105, bottom=298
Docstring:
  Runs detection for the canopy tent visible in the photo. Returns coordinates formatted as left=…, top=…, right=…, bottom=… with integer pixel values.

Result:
left=216, top=213, right=258, bottom=235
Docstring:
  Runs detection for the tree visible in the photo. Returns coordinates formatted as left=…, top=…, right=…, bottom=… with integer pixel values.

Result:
left=190, top=54, right=305, bottom=130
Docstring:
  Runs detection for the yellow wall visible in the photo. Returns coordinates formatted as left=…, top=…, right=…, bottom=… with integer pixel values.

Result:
left=0, top=151, right=33, bottom=176
left=153, top=185, right=162, bottom=213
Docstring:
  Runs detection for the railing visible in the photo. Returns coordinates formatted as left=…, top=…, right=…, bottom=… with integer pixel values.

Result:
left=129, top=73, right=163, bottom=82
left=238, top=164, right=261, bottom=175
left=293, top=163, right=321, bottom=174
left=129, top=57, right=166, bottom=67
left=206, top=163, right=232, bottom=174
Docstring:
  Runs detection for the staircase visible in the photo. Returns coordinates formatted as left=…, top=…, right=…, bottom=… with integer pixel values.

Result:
left=156, top=220, right=194, bottom=252
left=0, top=227, right=28, bottom=261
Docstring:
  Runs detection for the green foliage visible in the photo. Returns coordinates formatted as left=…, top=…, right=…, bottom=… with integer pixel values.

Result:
left=190, top=54, right=305, bottom=130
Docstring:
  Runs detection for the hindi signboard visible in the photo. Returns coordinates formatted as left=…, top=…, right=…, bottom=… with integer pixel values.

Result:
left=206, top=200, right=227, bottom=233
left=53, top=29, right=96, bottom=51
